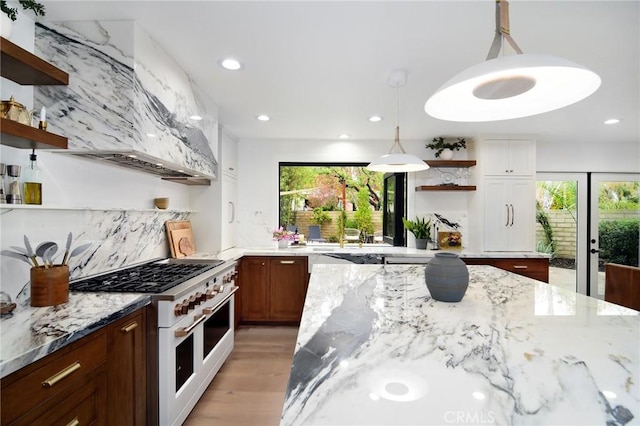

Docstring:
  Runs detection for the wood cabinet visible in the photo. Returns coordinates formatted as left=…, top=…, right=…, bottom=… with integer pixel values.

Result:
left=463, top=257, right=549, bottom=282
left=240, top=256, right=309, bottom=323
left=483, top=179, right=536, bottom=251
left=1, top=328, right=108, bottom=425
left=1, top=306, right=147, bottom=425
left=106, top=308, right=147, bottom=425
left=0, top=37, right=69, bottom=150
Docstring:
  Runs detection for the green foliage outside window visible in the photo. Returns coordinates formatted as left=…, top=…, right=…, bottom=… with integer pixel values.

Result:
left=598, top=219, right=639, bottom=266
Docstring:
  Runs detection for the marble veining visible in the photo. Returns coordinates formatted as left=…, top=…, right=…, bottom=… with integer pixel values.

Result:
left=34, top=21, right=218, bottom=177
left=281, top=264, right=639, bottom=426
left=1, top=208, right=189, bottom=302
left=0, top=292, right=148, bottom=378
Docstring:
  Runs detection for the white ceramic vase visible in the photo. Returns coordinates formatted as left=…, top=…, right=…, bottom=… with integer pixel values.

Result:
left=439, top=149, right=454, bottom=160
left=277, top=240, right=288, bottom=249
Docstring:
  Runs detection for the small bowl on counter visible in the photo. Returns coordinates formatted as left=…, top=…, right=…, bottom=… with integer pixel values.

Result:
left=154, top=197, right=170, bottom=209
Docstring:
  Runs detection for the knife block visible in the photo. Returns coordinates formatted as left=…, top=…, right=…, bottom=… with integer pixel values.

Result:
left=30, top=265, right=69, bottom=307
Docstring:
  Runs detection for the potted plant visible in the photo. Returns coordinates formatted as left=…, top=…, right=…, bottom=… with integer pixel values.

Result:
left=273, top=226, right=296, bottom=248
left=426, top=137, right=467, bottom=160
left=402, top=216, right=432, bottom=249
left=1, top=0, right=45, bottom=38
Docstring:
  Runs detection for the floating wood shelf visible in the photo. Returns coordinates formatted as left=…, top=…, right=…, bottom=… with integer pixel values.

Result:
left=424, top=160, right=476, bottom=168
left=1, top=37, right=69, bottom=85
left=415, top=185, right=476, bottom=191
left=0, top=118, right=68, bottom=149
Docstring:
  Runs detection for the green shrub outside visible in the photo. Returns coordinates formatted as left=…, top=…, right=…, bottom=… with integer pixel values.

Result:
left=598, top=219, right=639, bottom=266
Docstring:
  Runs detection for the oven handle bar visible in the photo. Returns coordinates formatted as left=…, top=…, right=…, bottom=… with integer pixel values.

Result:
left=174, top=286, right=238, bottom=338
left=203, top=286, right=238, bottom=316
left=175, top=314, right=206, bottom=337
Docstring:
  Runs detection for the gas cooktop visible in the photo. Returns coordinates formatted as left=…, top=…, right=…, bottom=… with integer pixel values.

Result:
left=69, top=259, right=224, bottom=294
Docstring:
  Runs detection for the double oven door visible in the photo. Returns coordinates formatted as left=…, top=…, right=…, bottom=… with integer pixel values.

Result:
left=159, top=293, right=235, bottom=426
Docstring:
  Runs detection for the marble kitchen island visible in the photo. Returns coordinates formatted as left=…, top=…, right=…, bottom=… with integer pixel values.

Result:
left=281, top=264, right=639, bottom=425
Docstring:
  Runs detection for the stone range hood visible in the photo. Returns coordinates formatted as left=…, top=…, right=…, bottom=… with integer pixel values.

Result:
left=34, top=21, right=219, bottom=185
left=60, top=150, right=212, bottom=185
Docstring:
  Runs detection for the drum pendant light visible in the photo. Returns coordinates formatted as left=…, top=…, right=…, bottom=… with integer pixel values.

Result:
left=424, top=0, right=601, bottom=122
left=367, top=70, right=429, bottom=173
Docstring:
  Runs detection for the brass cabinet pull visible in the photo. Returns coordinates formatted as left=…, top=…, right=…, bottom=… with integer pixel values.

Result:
left=121, top=321, right=138, bottom=333
left=66, top=417, right=80, bottom=426
left=280, top=260, right=295, bottom=264
left=42, top=361, right=81, bottom=387
left=174, top=314, right=206, bottom=337
left=513, top=265, right=528, bottom=269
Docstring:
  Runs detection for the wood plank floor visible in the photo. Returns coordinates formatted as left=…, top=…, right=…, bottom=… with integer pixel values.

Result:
left=184, top=326, right=299, bottom=426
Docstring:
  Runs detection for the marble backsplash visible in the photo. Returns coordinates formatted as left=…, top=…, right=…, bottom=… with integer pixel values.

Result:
left=0, top=208, right=190, bottom=304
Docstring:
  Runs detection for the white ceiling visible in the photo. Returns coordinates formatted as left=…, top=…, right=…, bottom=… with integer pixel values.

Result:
left=40, top=1, right=639, bottom=146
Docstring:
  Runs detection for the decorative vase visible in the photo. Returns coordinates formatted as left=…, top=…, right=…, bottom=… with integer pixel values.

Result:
left=439, top=149, right=454, bottom=160
left=0, top=14, right=12, bottom=39
left=415, top=238, right=428, bottom=250
left=424, top=252, right=469, bottom=302
left=278, top=240, right=289, bottom=249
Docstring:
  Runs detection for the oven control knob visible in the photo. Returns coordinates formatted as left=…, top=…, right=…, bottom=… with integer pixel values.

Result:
left=188, top=295, right=198, bottom=309
left=174, top=304, right=183, bottom=316
left=213, top=284, right=224, bottom=293
left=181, top=300, right=189, bottom=315
left=196, top=292, right=206, bottom=303
left=205, top=289, right=216, bottom=299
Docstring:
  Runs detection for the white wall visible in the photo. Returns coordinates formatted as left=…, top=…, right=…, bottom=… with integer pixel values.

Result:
left=237, top=136, right=640, bottom=249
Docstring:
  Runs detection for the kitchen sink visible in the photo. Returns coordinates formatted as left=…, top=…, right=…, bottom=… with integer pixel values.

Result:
left=312, top=247, right=336, bottom=252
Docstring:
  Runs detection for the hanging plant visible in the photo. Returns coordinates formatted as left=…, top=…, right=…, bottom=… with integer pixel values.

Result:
left=1, top=0, right=45, bottom=21
left=426, top=137, right=467, bottom=158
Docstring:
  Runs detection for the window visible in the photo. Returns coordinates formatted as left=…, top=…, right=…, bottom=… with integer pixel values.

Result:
left=279, top=163, right=395, bottom=244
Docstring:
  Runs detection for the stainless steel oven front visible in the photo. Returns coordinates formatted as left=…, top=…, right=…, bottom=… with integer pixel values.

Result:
left=157, top=262, right=237, bottom=426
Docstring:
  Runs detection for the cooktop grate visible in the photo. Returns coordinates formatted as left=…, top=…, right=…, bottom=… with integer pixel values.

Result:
left=69, top=260, right=224, bottom=294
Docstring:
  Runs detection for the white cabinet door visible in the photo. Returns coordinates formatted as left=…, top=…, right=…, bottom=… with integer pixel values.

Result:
left=483, top=179, right=535, bottom=251
left=483, top=139, right=534, bottom=177
left=221, top=129, right=238, bottom=178
left=221, top=175, right=237, bottom=250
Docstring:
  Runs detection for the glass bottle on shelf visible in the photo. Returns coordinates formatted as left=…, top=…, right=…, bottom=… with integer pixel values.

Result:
left=6, top=165, right=22, bottom=204
left=23, top=150, right=42, bottom=205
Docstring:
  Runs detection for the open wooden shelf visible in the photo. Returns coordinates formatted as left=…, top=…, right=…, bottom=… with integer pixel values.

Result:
left=415, top=185, right=476, bottom=191
left=0, top=118, right=68, bottom=149
left=1, top=37, right=68, bottom=85
left=425, top=160, right=476, bottom=168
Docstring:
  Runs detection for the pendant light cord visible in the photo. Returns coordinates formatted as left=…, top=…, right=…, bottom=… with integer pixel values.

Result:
left=486, top=0, right=523, bottom=60
left=390, top=83, right=406, bottom=154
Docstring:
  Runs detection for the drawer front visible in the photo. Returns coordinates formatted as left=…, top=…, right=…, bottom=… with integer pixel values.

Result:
left=10, top=367, right=107, bottom=426
left=1, top=331, right=107, bottom=424
left=463, top=258, right=549, bottom=283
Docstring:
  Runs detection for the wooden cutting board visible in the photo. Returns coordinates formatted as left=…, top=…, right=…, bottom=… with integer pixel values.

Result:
left=166, top=220, right=195, bottom=258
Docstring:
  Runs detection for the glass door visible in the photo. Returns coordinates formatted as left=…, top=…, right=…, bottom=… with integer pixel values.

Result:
left=589, top=173, right=640, bottom=299
left=536, top=173, right=588, bottom=294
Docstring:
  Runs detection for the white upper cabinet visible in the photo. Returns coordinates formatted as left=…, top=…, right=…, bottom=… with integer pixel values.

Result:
left=220, top=127, right=238, bottom=178
left=482, top=139, right=535, bottom=177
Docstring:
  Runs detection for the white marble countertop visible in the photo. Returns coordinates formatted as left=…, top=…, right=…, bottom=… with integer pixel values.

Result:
left=210, top=245, right=549, bottom=261
left=0, top=293, right=149, bottom=378
left=281, top=264, right=639, bottom=426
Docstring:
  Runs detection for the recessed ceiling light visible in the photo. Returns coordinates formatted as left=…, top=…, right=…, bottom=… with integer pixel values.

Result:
left=146, top=133, right=156, bottom=138
left=189, top=115, right=202, bottom=121
left=256, top=115, right=270, bottom=121
left=156, top=163, right=163, bottom=167
left=220, top=58, right=242, bottom=71
left=368, top=115, right=383, bottom=122
left=338, top=134, right=350, bottom=139
left=127, top=154, right=137, bottom=158
left=604, top=118, right=620, bottom=125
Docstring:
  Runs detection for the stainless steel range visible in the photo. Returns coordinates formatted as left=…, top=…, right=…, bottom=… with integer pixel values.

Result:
left=70, top=258, right=238, bottom=426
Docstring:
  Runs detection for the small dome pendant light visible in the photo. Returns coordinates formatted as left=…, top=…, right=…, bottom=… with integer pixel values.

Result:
left=367, top=70, right=429, bottom=173
left=424, top=0, right=601, bottom=122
